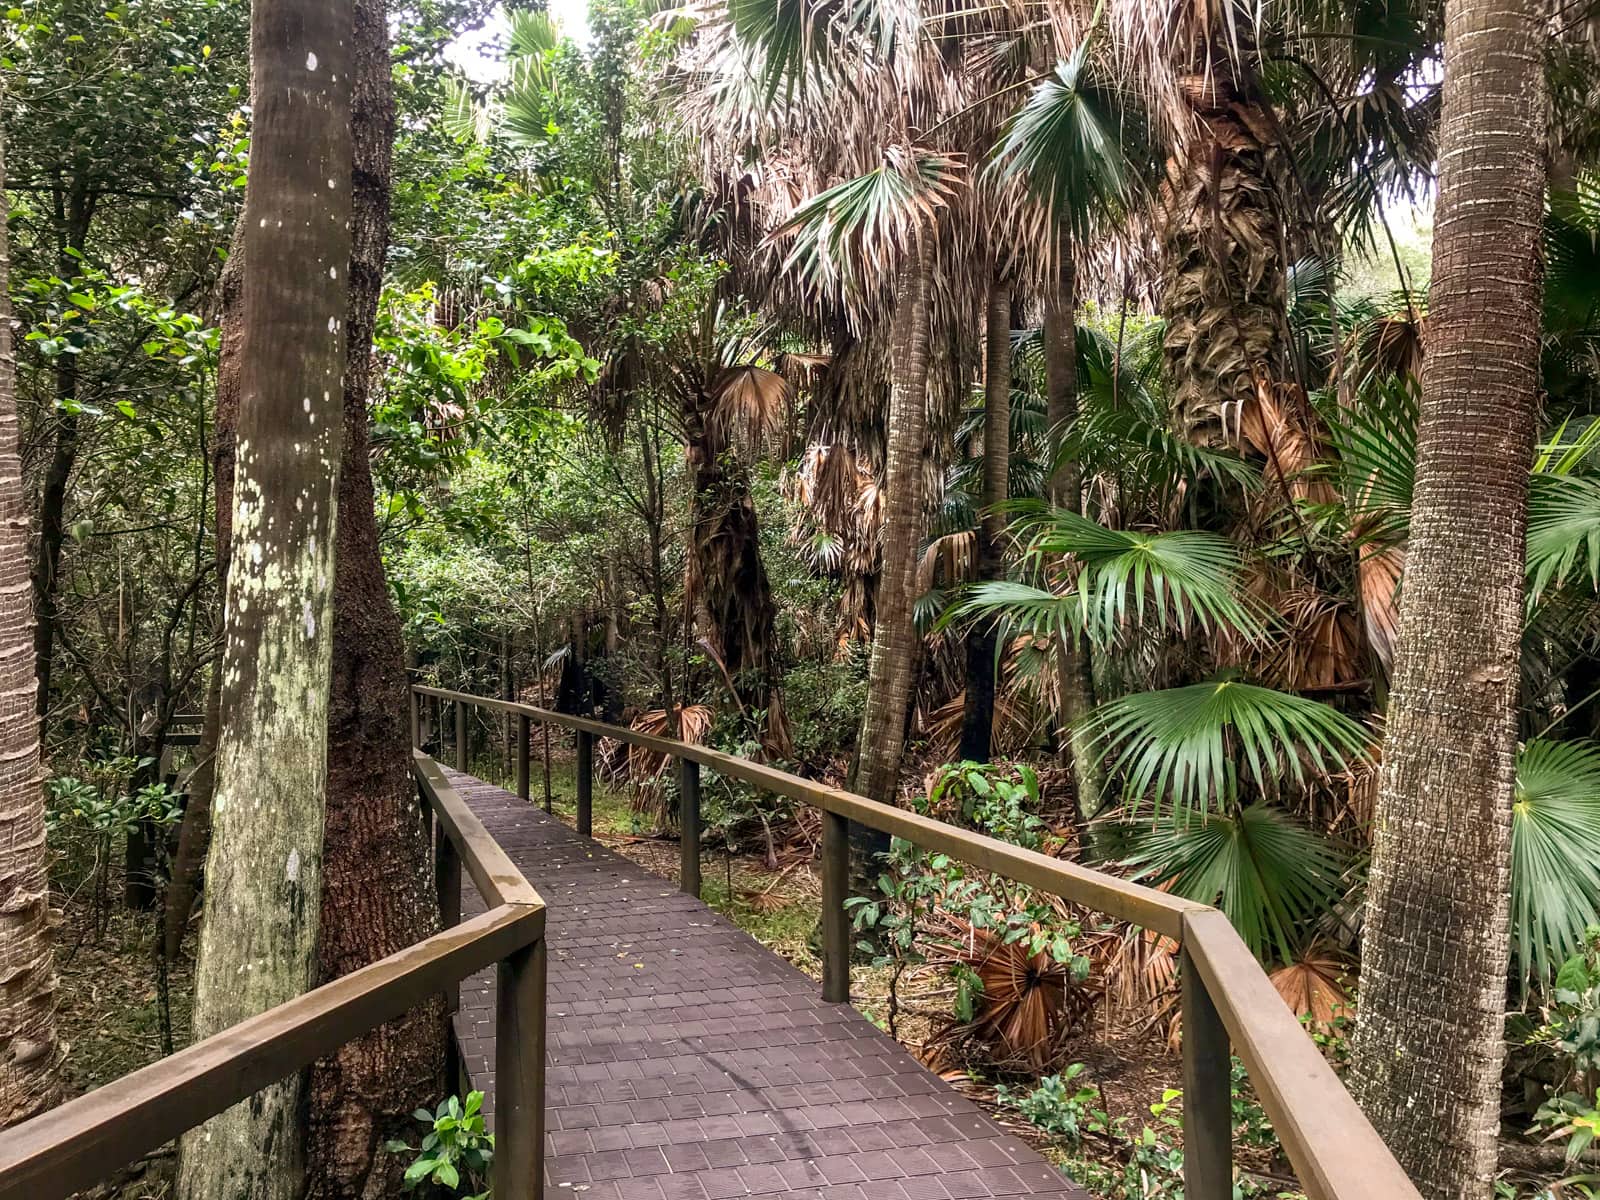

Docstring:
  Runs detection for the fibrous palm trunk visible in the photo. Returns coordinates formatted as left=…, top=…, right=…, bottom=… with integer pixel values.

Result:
left=683, top=389, right=784, bottom=747
left=1158, top=49, right=1290, bottom=447
left=308, top=2, right=445, bottom=1195
left=854, top=238, right=934, bottom=806
left=175, top=4, right=354, bottom=1197
left=1043, top=265, right=1102, bottom=822
left=1349, top=1, right=1549, bottom=1195
left=0, top=90, right=60, bottom=1129
left=959, top=271, right=1011, bottom=762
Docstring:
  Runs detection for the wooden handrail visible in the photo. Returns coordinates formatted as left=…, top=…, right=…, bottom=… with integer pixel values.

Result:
left=422, top=683, right=1423, bottom=1200
left=0, top=749, right=549, bottom=1200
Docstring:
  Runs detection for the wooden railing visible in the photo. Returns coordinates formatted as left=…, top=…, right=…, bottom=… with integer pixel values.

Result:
left=416, top=683, right=1421, bottom=1200
left=0, top=750, right=547, bottom=1200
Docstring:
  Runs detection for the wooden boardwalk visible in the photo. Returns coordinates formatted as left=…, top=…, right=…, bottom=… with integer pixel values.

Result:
left=444, top=768, right=1087, bottom=1200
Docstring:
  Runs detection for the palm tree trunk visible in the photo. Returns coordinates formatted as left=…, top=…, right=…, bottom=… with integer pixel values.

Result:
left=1349, top=1, right=1549, bottom=1194
left=853, top=237, right=934, bottom=806
left=959, top=270, right=1010, bottom=762
left=175, top=5, right=354, bottom=1197
left=0, top=86, right=60, bottom=1130
left=307, top=3, right=445, bottom=1195
left=1158, top=43, right=1290, bottom=447
left=1043, top=265, right=1102, bottom=822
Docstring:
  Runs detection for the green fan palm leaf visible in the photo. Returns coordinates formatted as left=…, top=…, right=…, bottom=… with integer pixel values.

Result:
left=1118, top=802, right=1349, bottom=963
left=1090, top=678, right=1372, bottom=815
left=988, top=41, right=1148, bottom=246
left=1513, top=738, right=1600, bottom=987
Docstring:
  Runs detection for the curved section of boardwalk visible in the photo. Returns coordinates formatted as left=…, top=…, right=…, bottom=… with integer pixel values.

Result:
left=445, top=768, right=1087, bottom=1200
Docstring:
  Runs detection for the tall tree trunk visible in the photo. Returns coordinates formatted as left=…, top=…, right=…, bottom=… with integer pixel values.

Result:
left=307, top=3, right=445, bottom=1195
left=175, top=5, right=354, bottom=1198
left=1157, top=25, right=1290, bottom=447
left=31, top=182, right=94, bottom=732
left=1348, top=1, right=1548, bottom=1195
left=0, top=88, right=60, bottom=1129
left=959, top=271, right=1010, bottom=762
left=853, top=238, right=934, bottom=807
left=1043, top=265, right=1102, bottom=822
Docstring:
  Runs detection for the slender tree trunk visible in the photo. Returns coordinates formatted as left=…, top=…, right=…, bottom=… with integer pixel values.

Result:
left=1043, top=265, right=1102, bottom=822
left=853, top=238, right=934, bottom=807
left=0, top=90, right=60, bottom=1129
left=31, top=183, right=94, bottom=733
left=308, top=3, right=445, bottom=1195
left=175, top=5, right=354, bottom=1198
left=959, top=271, right=1010, bottom=762
left=1349, top=2, right=1548, bottom=1195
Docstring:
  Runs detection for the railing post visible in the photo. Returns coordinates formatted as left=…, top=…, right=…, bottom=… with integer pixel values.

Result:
left=436, top=825, right=461, bottom=1016
left=455, top=700, right=469, bottom=773
left=679, top=759, right=701, bottom=899
left=494, top=935, right=546, bottom=1200
left=409, top=688, right=421, bottom=748
left=575, top=729, right=593, bottom=837
left=433, top=695, right=444, bottom=757
left=541, top=720, right=552, bottom=814
left=516, top=713, right=531, bottom=802
left=821, top=808, right=850, bottom=1003
left=1181, top=943, right=1232, bottom=1200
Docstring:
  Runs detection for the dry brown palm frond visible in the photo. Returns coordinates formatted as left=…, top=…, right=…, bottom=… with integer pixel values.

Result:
left=1347, top=309, right=1427, bottom=385
left=622, top=705, right=714, bottom=813
left=919, top=530, right=975, bottom=593
left=1270, top=946, right=1353, bottom=1035
left=708, top=363, right=791, bottom=449
left=1259, top=585, right=1366, bottom=693
left=1101, top=924, right=1180, bottom=1037
left=1356, top=537, right=1404, bottom=671
left=925, top=913, right=1099, bottom=1074
left=1234, top=371, right=1335, bottom=505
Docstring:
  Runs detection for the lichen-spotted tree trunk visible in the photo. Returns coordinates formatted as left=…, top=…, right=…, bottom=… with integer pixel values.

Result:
left=1158, top=19, right=1290, bottom=447
left=174, top=4, right=354, bottom=1197
left=959, top=271, right=1010, bottom=762
left=308, top=2, right=446, bottom=1192
left=1348, top=1, right=1549, bottom=1195
left=1042, top=265, right=1101, bottom=822
left=0, top=90, right=60, bottom=1129
left=853, top=238, right=934, bottom=808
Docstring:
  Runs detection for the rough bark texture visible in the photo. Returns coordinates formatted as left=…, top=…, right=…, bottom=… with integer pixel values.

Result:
left=307, top=1, right=446, bottom=1193
left=0, top=96, right=61, bottom=1128
left=175, top=5, right=354, bottom=1198
left=1348, top=1, right=1548, bottom=1195
left=1042, top=270, right=1101, bottom=821
left=959, top=273, right=1010, bottom=763
left=853, top=242, right=933, bottom=807
left=1158, top=47, right=1290, bottom=448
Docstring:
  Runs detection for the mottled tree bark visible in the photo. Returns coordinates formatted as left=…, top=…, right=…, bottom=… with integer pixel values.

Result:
left=1042, top=268, right=1101, bottom=821
left=307, top=2, right=446, bottom=1193
left=959, top=271, right=1010, bottom=762
left=175, top=4, right=354, bottom=1198
left=0, top=89, right=60, bottom=1129
left=1349, top=1, right=1549, bottom=1195
left=853, top=239, right=934, bottom=807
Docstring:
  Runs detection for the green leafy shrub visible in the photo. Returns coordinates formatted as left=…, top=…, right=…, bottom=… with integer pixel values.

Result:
left=385, top=1092, right=495, bottom=1197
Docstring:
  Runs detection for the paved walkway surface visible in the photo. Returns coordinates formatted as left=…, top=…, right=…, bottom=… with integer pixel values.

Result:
left=445, top=767, right=1089, bottom=1200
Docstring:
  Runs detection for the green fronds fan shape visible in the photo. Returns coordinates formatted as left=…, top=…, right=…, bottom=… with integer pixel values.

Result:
left=1119, top=802, right=1350, bottom=963
left=1512, top=738, right=1600, bottom=989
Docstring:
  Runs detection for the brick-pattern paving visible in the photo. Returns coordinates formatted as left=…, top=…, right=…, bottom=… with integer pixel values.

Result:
left=445, top=768, right=1088, bottom=1199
